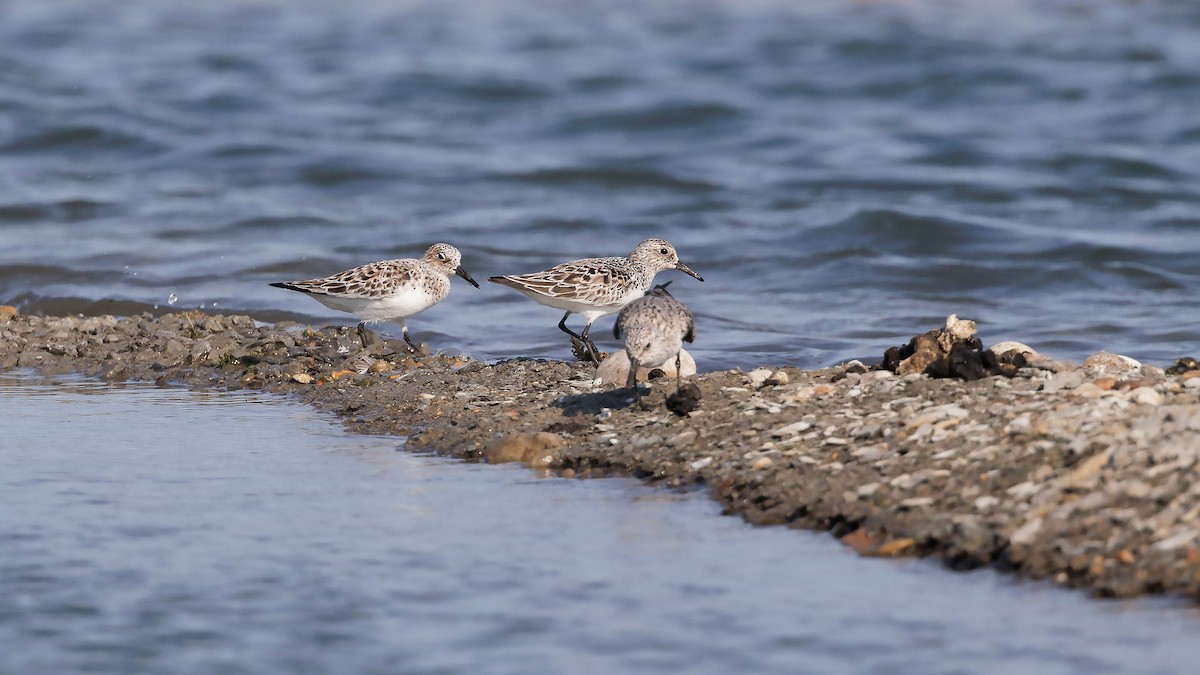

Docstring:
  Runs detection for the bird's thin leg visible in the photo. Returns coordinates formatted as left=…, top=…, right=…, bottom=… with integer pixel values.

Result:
left=557, top=312, right=584, bottom=341
left=356, top=321, right=374, bottom=349
left=579, top=320, right=601, bottom=363
left=675, top=351, right=683, bottom=396
left=628, top=357, right=644, bottom=407
left=401, top=322, right=421, bottom=354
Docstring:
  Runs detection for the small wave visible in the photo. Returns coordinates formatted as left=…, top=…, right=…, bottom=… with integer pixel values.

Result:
left=496, top=166, right=715, bottom=193
left=556, top=102, right=742, bottom=134
left=798, top=208, right=1042, bottom=259
left=5, top=294, right=160, bottom=318
left=206, top=142, right=295, bottom=159
left=1042, top=153, right=1184, bottom=180
left=297, top=160, right=400, bottom=187
left=367, top=73, right=548, bottom=106
left=0, top=198, right=119, bottom=224
left=217, top=215, right=342, bottom=234
left=0, top=124, right=164, bottom=156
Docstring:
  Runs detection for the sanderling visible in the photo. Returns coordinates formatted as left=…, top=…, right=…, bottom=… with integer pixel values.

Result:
left=270, top=243, right=479, bottom=353
left=487, top=238, right=702, bottom=361
left=613, top=282, right=695, bottom=405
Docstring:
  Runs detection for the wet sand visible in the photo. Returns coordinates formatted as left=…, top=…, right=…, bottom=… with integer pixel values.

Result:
left=3, top=308, right=1199, bottom=602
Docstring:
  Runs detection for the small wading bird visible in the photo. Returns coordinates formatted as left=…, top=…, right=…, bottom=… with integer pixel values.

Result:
left=488, top=238, right=703, bottom=362
left=613, top=282, right=695, bottom=406
left=270, top=243, right=479, bottom=354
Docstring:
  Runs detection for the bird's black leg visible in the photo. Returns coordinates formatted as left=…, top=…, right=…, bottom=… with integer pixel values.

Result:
left=401, top=323, right=421, bottom=354
left=356, top=322, right=374, bottom=350
left=627, top=357, right=646, bottom=407
left=559, top=312, right=598, bottom=362
left=557, top=312, right=584, bottom=341
left=579, top=321, right=601, bottom=363
left=675, top=351, right=683, bottom=395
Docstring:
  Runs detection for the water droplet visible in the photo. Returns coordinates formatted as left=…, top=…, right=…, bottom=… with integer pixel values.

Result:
left=167, top=293, right=178, bottom=306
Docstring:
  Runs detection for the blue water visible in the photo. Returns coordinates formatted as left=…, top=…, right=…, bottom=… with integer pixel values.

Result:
left=1, top=371, right=1197, bottom=674
left=1, top=0, right=1198, bottom=369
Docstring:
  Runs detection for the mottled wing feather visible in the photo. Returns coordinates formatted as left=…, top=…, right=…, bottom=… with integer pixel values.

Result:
left=683, top=308, right=696, bottom=343
left=495, top=256, right=639, bottom=304
left=280, top=259, right=418, bottom=299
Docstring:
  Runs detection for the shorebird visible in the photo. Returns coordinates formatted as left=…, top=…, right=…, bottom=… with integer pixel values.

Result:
left=488, top=238, right=703, bottom=361
left=270, top=243, right=479, bottom=353
left=613, top=282, right=695, bottom=405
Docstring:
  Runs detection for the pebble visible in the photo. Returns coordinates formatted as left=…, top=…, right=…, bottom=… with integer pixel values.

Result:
left=1083, top=351, right=1141, bottom=375
left=746, top=368, right=773, bottom=387
left=770, top=421, right=812, bottom=437
left=1129, top=387, right=1163, bottom=406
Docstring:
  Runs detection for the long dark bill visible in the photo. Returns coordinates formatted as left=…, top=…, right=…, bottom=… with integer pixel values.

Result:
left=456, top=266, right=481, bottom=288
left=675, top=262, right=704, bottom=282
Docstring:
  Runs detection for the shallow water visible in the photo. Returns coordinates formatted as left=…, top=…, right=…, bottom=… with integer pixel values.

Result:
left=0, top=371, right=1197, bottom=673
left=1, top=0, right=1199, bottom=370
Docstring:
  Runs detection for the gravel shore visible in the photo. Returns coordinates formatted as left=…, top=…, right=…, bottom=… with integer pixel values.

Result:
left=4, top=308, right=1199, bottom=602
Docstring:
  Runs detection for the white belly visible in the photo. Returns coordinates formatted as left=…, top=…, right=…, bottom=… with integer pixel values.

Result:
left=308, top=288, right=438, bottom=323
left=515, top=286, right=645, bottom=323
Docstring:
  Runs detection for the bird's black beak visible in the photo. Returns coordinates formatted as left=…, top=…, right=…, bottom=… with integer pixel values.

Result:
left=456, top=265, right=480, bottom=288
left=676, top=262, right=704, bottom=282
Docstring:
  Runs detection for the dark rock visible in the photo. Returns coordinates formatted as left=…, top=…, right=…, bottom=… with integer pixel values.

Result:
left=1166, top=357, right=1199, bottom=375
left=665, top=383, right=702, bottom=416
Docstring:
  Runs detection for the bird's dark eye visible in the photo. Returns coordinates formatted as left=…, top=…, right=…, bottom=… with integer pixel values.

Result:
left=659, top=248, right=669, bottom=255
left=437, top=253, right=446, bottom=261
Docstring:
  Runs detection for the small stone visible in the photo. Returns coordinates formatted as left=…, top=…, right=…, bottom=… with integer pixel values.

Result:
left=1071, top=383, right=1106, bottom=399
left=752, top=457, right=774, bottom=470
left=941, top=314, right=977, bottom=346
left=1129, top=387, right=1162, bottom=406
left=690, top=457, right=713, bottom=470
left=746, top=368, right=773, bottom=387
left=1042, top=371, right=1084, bottom=392
left=989, top=340, right=1035, bottom=357
left=1116, top=549, right=1135, bottom=565
left=483, top=432, right=566, bottom=468
left=291, top=372, right=314, bottom=384
left=771, top=421, right=812, bottom=437
left=367, top=359, right=395, bottom=374
left=840, top=529, right=879, bottom=555
left=764, top=370, right=789, bottom=386
left=1005, top=414, right=1033, bottom=435
left=974, top=495, right=999, bottom=511
left=872, top=537, right=917, bottom=557
left=857, top=482, right=881, bottom=497
left=1154, top=530, right=1199, bottom=551
left=1010, top=517, right=1044, bottom=546
left=1083, top=351, right=1141, bottom=376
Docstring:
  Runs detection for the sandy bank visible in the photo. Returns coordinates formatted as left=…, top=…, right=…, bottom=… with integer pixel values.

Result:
left=3, top=309, right=1198, bottom=602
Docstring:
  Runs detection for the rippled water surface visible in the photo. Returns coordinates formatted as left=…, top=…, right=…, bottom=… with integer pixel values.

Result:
left=1, top=0, right=1199, bottom=368
left=0, top=371, right=1196, bottom=673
